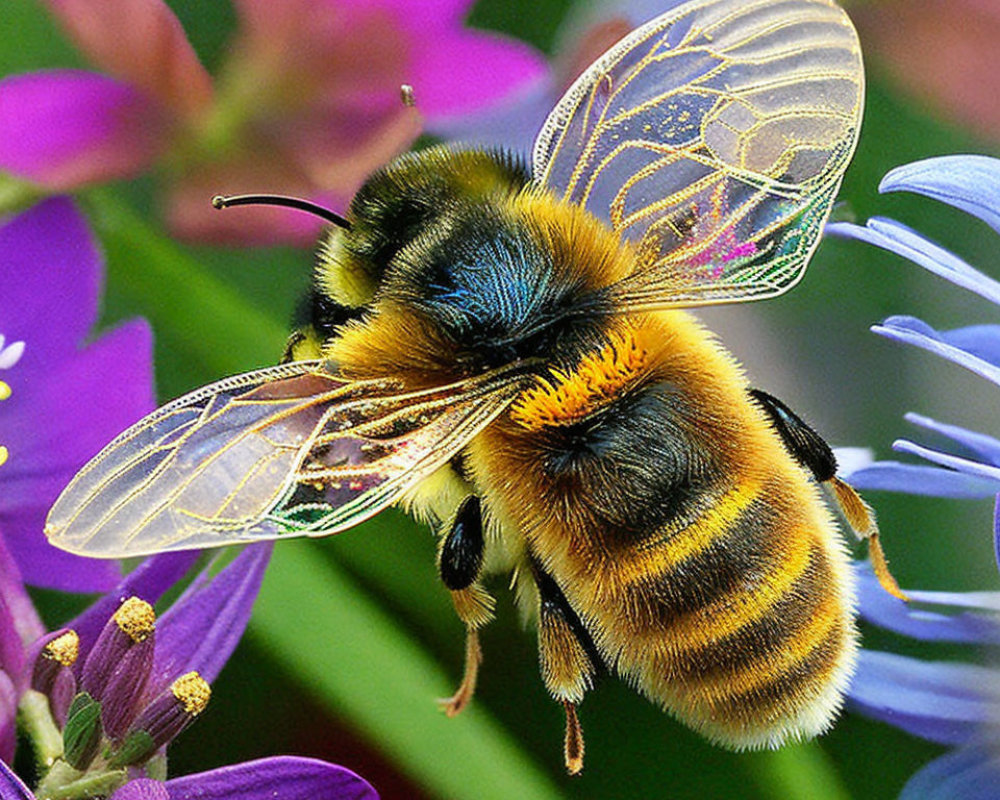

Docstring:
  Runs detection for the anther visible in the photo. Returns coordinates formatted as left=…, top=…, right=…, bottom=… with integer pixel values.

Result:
left=43, top=630, right=80, bottom=667
left=171, top=671, right=211, bottom=716
left=113, top=596, right=156, bottom=642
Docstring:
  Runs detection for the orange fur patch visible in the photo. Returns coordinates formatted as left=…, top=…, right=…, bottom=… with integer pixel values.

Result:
left=510, top=324, right=649, bottom=431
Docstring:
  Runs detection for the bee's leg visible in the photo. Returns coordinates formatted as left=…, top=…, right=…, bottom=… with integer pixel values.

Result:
left=531, top=562, right=599, bottom=776
left=437, top=495, right=495, bottom=717
left=750, top=388, right=908, bottom=601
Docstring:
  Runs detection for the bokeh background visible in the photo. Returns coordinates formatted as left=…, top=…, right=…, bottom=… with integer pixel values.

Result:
left=4, top=0, right=999, bottom=797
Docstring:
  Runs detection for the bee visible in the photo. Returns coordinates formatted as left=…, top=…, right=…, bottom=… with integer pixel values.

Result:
left=45, top=0, right=903, bottom=774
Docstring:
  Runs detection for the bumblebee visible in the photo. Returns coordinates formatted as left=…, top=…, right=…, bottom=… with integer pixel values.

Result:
left=46, top=0, right=903, bottom=773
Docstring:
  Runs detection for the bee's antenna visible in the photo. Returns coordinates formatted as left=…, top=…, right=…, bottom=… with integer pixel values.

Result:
left=211, top=194, right=352, bottom=230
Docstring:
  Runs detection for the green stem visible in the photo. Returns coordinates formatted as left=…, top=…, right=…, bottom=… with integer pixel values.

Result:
left=35, top=765, right=128, bottom=800
left=744, top=741, right=853, bottom=800
left=18, top=689, right=63, bottom=771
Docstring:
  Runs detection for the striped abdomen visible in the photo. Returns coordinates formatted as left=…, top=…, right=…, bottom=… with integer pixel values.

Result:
left=471, top=310, right=858, bottom=748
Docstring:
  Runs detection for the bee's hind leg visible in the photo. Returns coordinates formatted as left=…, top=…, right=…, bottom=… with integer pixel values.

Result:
left=437, top=495, right=495, bottom=717
left=530, top=560, right=600, bottom=776
left=749, top=388, right=909, bottom=601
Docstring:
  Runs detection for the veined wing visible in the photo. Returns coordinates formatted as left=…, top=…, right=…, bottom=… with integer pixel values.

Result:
left=46, top=360, right=526, bottom=558
left=533, top=0, right=863, bottom=308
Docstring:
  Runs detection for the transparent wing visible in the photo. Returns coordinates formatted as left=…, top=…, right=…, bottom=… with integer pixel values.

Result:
left=533, top=0, right=863, bottom=308
left=46, top=361, right=525, bottom=558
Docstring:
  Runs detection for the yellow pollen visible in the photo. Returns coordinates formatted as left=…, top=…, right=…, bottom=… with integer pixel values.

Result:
left=0, top=446, right=6, bottom=468
left=511, top=325, right=649, bottom=431
left=0, top=381, right=10, bottom=400
left=171, top=671, right=211, bottom=715
left=113, top=597, right=156, bottom=642
left=43, top=630, right=80, bottom=667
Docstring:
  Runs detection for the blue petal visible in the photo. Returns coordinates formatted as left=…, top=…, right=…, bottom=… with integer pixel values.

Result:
left=874, top=316, right=1000, bottom=387
left=848, top=650, right=999, bottom=745
left=900, top=744, right=1000, bottom=800
left=939, top=325, right=1000, bottom=368
left=855, top=564, right=1000, bottom=643
left=826, top=218, right=1000, bottom=306
left=905, top=413, right=1000, bottom=467
left=994, top=496, right=1000, bottom=576
left=880, top=155, right=1000, bottom=236
left=847, top=461, right=1000, bottom=499
left=893, top=439, right=1000, bottom=484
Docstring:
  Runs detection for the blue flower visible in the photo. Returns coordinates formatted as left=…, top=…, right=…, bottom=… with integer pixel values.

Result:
left=829, top=155, right=1000, bottom=799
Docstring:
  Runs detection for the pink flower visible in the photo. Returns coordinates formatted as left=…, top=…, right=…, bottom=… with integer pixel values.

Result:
left=0, top=0, right=545, bottom=244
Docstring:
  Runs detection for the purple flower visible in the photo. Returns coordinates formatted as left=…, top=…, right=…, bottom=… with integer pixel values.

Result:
left=0, top=0, right=546, bottom=245
left=1, top=534, right=372, bottom=799
left=829, top=155, right=1000, bottom=798
left=0, top=198, right=154, bottom=592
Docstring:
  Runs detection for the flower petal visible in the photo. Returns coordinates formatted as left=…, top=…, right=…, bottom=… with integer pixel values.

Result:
left=904, top=412, right=1000, bottom=467
left=163, top=756, right=377, bottom=800
left=848, top=650, right=1000, bottom=745
left=0, top=673, right=17, bottom=767
left=0, top=536, right=43, bottom=647
left=0, top=71, right=165, bottom=191
left=68, top=552, right=200, bottom=672
left=826, top=218, right=1000, bottom=307
left=41, top=0, right=212, bottom=118
left=847, top=461, right=1000, bottom=499
left=408, top=29, right=547, bottom=119
left=855, top=563, right=1000, bottom=643
left=0, top=196, right=100, bottom=352
left=879, top=155, right=1000, bottom=236
left=0, top=319, right=154, bottom=592
left=0, top=756, right=32, bottom=800
left=901, top=745, right=1000, bottom=800
left=152, top=544, right=272, bottom=686
left=873, top=316, right=1000, bottom=387
left=110, top=779, right=168, bottom=800
left=893, top=439, right=1000, bottom=484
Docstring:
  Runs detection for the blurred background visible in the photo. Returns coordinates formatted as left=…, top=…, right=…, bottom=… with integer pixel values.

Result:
left=3, top=0, right=999, bottom=797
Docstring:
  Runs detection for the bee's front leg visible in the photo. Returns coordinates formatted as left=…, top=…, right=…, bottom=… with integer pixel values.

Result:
left=437, top=495, right=495, bottom=717
left=750, top=388, right=908, bottom=601
left=531, top=561, right=599, bottom=776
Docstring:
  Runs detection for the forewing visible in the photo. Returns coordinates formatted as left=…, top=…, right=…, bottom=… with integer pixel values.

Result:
left=533, top=0, right=863, bottom=307
left=46, top=361, right=524, bottom=558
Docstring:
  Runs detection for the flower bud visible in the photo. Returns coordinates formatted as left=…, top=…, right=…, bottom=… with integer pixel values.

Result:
left=109, top=671, right=211, bottom=767
left=30, top=629, right=79, bottom=726
left=80, top=597, right=156, bottom=739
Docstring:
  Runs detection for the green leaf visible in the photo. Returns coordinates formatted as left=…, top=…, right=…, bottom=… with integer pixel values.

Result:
left=250, top=543, right=565, bottom=800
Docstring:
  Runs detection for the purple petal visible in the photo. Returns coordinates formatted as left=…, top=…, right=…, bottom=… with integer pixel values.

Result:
left=409, top=29, right=547, bottom=119
left=847, top=461, right=1000, bottom=498
left=68, top=552, right=200, bottom=672
left=855, top=563, right=1000, bottom=643
left=873, top=316, right=1000, bottom=387
left=111, top=779, right=168, bottom=800
left=879, top=155, right=1000, bottom=237
left=0, top=673, right=16, bottom=767
left=0, top=536, right=43, bottom=647
left=939, top=324, right=1000, bottom=367
left=901, top=745, right=1000, bottom=800
left=163, top=756, right=377, bottom=800
left=0, top=319, right=154, bottom=591
left=110, top=779, right=168, bottom=800
left=848, top=650, right=999, bottom=745
left=151, top=544, right=272, bottom=687
left=0, top=70, right=165, bottom=190
left=0, top=757, right=32, bottom=800
left=826, top=218, right=1000, bottom=306
left=0, top=196, right=100, bottom=353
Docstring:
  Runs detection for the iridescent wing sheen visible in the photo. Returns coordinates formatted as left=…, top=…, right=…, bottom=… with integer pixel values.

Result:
left=532, top=0, right=864, bottom=308
left=46, top=361, right=525, bottom=558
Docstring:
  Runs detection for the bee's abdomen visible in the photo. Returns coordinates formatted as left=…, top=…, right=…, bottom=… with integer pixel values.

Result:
left=605, top=472, right=856, bottom=748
